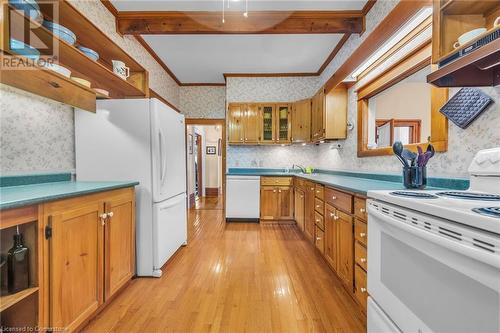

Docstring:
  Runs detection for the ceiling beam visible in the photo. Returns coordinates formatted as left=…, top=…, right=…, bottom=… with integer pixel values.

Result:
left=116, top=11, right=364, bottom=35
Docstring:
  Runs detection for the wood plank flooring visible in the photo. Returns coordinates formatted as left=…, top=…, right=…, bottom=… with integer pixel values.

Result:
left=81, top=207, right=366, bottom=333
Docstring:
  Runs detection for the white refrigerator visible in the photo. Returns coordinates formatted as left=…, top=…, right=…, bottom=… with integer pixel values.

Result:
left=75, top=98, right=187, bottom=277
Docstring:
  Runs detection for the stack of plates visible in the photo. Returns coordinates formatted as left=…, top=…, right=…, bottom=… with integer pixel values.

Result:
left=42, top=21, right=76, bottom=45
left=9, top=38, right=40, bottom=60
left=8, top=0, right=43, bottom=24
left=77, top=46, right=99, bottom=61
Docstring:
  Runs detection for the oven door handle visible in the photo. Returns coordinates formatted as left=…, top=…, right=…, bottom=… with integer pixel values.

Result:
left=368, top=206, right=500, bottom=269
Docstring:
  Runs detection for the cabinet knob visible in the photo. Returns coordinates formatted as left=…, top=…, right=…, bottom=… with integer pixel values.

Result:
left=316, top=219, right=320, bottom=222
left=360, top=258, right=367, bottom=263
left=100, top=213, right=108, bottom=225
left=310, top=187, right=314, bottom=191
left=316, top=205, right=320, bottom=208
left=107, top=211, right=114, bottom=218
left=332, top=196, right=337, bottom=200
left=359, top=208, right=366, bottom=213
left=330, top=212, right=335, bottom=217
left=278, top=190, right=282, bottom=193
left=300, top=195, right=304, bottom=198
left=240, top=138, right=243, bottom=141
left=360, top=287, right=367, bottom=293
left=334, top=215, right=339, bottom=220
left=360, top=232, right=366, bottom=237
left=273, top=190, right=277, bottom=193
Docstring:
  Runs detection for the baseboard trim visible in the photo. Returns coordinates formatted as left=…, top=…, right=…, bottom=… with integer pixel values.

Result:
left=205, top=187, right=219, bottom=196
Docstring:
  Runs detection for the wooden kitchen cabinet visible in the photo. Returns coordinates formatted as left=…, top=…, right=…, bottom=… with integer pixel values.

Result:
left=244, top=104, right=261, bottom=144
left=291, top=99, right=311, bottom=143
left=304, top=182, right=316, bottom=242
left=315, top=226, right=325, bottom=255
left=324, top=204, right=338, bottom=272
left=277, top=186, right=294, bottom=220
left=260, top=104, right=276, bottom=143
left=228, top=104, right=245, bottom=144
left=260, top=186, right=279, bottom=220
left=275, top=104, right=292, bottom=143
left=311, top=85, right=348, bottom=142
left=46, top=199, right=104, bottom=332
left=43, top=188, right=135, bottom=332
left=104, top=191, right=135, bottom=301
left=260, top=178, right=293, bottom=221
left=336, top=210, right=354, bottom=290
left=294, top=188, right=305, bottom=232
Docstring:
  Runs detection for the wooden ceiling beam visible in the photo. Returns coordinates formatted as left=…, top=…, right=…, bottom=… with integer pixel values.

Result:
left=116, top=11, right=364, bottom=35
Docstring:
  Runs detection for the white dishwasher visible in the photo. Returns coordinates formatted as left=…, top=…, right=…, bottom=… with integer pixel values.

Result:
left=226, top=175, right=260, bottom=222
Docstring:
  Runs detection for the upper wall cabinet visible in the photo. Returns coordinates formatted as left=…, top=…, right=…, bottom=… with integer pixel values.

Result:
left=275, top=104, right=292, bottom=144
left=228, top=104, right=245, bottom=144
left=291, top=99, right=312, bottom=143
left=428, top=0, right=500, bottom=87
left=311, top=85, right=348, bottom=142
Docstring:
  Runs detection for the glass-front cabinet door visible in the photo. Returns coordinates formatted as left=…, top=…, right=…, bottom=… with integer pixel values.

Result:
left=260, top=104, right=275, bottom=143
left=276, top=104, right=291, bottom=143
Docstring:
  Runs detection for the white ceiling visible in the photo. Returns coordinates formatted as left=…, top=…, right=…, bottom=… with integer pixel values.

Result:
left=111, top=0, right=367, bottom=12
left=141, top=34, right=344, bottom=83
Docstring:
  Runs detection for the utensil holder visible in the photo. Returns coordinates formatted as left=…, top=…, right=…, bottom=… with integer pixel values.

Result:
left=403, top=166, right=427, bottom=189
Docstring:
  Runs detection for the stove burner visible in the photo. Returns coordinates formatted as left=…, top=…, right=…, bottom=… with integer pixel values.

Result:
left=390, top=191, right=438, bottom=199
left=436, top=191, right=500, bottom=201
left=472, top=207, right=500, bottom=218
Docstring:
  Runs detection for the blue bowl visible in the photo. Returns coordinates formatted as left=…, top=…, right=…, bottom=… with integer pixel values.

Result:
left=10, top=38, right=40, bottom=60
left=77, top=45, right=99, bottom=61
left=42, top=20, right=76, bottom=45
left=8, top=0, right=43, bottom=24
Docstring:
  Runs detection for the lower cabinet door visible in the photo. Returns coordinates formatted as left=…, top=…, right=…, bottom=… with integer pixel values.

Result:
left=337, top=211, right=354, bottom=289
left=49, top=200, right=104, bottom=332
left=304, top=184, right=316, bottom=242
left=324, top=204, right=338, bottom=271
left=277, top=186, right=293, bottom=219
left=315, top=226, right=325, bottom=254
left=104, top=189, right=135, bottom=301
left=260, top=186, right=279, bottom=220
left=294, top=188, right=305, bottom=231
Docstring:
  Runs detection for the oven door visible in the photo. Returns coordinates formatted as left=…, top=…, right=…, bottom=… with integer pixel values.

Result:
left=367, top=200, right=500, bottom=333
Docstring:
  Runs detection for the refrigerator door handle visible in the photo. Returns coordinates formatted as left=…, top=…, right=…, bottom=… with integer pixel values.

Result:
left=160, top=129, right=168, bottom=184
left=158, top=131, right=164, bottom=182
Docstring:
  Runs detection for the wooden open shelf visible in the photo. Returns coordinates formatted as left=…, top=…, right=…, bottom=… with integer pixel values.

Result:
left=0, top=287, right=38, bottom=312
left=441, top=0, right=499, bottom=15
left=1, top=0, right=149, bottom=110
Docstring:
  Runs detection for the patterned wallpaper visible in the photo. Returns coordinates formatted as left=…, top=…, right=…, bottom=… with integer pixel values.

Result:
left=180, top=86, right=226, bottom=119
left=0, top=0, right=180, bottom=173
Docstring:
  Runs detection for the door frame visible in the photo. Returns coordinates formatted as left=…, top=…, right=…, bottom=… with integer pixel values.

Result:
left=195, top=133, right=203, bottom=198
left=185, top=118, right=226, bottom=211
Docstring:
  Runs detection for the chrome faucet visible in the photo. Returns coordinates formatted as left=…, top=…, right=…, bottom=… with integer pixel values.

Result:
left=292, top=164, right=306, bottom=173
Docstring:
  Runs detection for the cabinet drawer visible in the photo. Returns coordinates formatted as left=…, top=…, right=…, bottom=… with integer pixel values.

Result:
left=354, top=197, right=367, bottom=222
left=354, top=265, right=367, bottom=312
left=315, top=184, right=324, bottom=200
left=314, top=198, right=324, bottom=215
left=355, top=242, right=367, bottom=271
left=294, top=177, right=307, bottom=189
left=314, top=211, right=324, bottom=230
left=315, top=226, right=325, bottom=254
left=354, top=219, right=367, bottom=247
left=261, top=176, right=293, bottom=186
left=325, top=187, right=352, bottom=213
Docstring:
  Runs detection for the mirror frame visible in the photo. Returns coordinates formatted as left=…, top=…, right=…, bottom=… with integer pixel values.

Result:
left=356, top=41, right=449, bottom=157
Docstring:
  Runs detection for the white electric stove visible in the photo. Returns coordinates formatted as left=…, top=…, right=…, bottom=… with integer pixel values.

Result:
left=366, top=147, right=500, bottom=333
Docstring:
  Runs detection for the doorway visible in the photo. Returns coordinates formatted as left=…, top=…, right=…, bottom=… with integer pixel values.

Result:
left=186, top=119, right=226, bottom=211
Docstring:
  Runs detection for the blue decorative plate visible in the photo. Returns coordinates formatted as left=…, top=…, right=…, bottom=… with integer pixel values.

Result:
left=42, top=20, right=77, bottom=45
left=439, top=88, right=493, bottom=129
left=77, top=45, right=99, bottom=61
left=10, top=38, right=40, bottom=60
left=8, top=0, right=43, bottom=24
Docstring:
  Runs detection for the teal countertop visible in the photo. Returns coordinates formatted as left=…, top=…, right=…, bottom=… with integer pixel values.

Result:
left=227, top=168, right=469, bottom=195
left=0, top=173, right=139, bottom=210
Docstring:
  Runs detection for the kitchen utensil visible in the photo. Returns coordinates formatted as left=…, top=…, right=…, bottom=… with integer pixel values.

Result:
left=440, top=88, right=492, bottom=129
left=417, top=146, right=424, bottom=167
left=426, top=143, right=435, bottom=158
left=71, top=77, right=91, bottom=88
left=453, top=28, right=487, bottom=48
left=112, top=60, right=130, bottom=80
left=392, top=141, right=409, bottom=167
left=402, top=149, right=417, bottom=167
left=77, top=45, right=99, bottom=61
left=43, top=62, right=71, bottom=78
left=9, top=38, right=40, bottom=60
left=42, top=21, right=77, bottom=45
left=403, top=166, right=427, bottom=189
left=8, top=0, right=43, bottom=24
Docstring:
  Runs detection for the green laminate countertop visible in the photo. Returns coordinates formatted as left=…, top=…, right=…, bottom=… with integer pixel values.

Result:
left=227, top=168, right=468, bottom=195
left=0, top=180, right=139, bottom=210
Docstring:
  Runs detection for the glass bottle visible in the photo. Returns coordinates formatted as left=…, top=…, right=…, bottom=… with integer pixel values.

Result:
left=7, top=227, right=30, bottom=293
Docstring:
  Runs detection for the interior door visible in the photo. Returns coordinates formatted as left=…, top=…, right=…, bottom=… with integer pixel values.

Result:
left=151, top=99, right=187, bottom=202
left=244, top=104, right=260, bottom=144
left=228, top=104, right=244, bottom=144
left=104, top=191, right=135, bottom=301
left=49, top=200, right=104, bottom=332
left=291, top=99, right=311, bottom=143
left=153, top=193, right=187, bottom=275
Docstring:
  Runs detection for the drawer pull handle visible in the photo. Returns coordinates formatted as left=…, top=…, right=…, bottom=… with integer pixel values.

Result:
left=359, top=208, right=366, bottom=213
left=360, top=232, right=366, bottom=237
left=332, top=196, right=337, bottom=200
left=360, top=258, right=367, bottom=263
left=360, top=287, right=367, bottom=293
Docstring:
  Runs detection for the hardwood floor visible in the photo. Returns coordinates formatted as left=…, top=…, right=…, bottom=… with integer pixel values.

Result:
left=81, top=207, right=366, bottom=333
left=194, top=195, right=223, bottom=210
